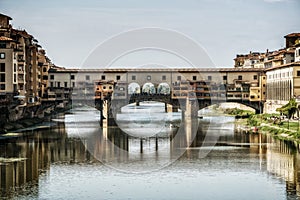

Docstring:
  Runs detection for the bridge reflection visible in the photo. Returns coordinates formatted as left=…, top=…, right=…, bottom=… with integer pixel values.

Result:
left=1, top=115, right=300, bottom=198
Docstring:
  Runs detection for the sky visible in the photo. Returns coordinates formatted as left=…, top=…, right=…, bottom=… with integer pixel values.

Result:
left=0, top=0, right=299, bottom=68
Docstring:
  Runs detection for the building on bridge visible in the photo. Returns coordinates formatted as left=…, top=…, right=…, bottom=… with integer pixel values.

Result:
left=48, top=67, right=266, bottom=112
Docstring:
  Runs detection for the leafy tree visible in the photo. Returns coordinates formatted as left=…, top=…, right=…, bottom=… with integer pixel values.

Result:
left=276, top=98, right=298, bottom=119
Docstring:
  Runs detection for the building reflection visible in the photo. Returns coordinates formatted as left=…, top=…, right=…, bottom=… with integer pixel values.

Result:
left=265, top=136, right=300, bottom=197
left=2, top=115, right=300, bottom=198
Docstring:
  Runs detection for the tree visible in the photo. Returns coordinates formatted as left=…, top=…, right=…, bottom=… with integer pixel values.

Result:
left=276, top=98, right=298, bottom=119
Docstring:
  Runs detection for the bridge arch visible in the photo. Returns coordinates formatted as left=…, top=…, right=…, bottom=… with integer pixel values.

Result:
left=128, top=82, right=141, bottom=94
left=142, top=82, right=156, bottom=94
left=157, top=83, right=171, bottom=95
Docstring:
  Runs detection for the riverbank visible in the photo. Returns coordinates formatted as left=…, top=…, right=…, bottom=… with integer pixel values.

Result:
left=0, top=106, right=70, bottom=134
left=247, top=114, right=300, bottom=143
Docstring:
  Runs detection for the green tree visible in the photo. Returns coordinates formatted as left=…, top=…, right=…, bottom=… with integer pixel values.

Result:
left=276, top=98, right=298, bottom=119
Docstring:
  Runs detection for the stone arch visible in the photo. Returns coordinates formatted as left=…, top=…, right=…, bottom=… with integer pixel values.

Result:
left=157, top=83, right=171, bottom=94
left=128, top=82, right=141, bottom=94
left=142, top=82, right=156, bottom=94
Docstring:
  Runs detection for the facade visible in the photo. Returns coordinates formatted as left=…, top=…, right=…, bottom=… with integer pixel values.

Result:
left=0, top=13, right=54, bottom=122
left=0, top=13, right=51, bottom=107
left=265, top=62, right=300, bottom=113
left=48, top=67, right=266, bottom=108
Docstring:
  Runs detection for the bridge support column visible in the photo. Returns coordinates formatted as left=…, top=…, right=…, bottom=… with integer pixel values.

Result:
left=106, top=99, right=128, bottom=127
left=182, top=98, right=198, bottom=120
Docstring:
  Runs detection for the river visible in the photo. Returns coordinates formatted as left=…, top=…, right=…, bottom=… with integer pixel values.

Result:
left=1, top=102, right=300, bottom=199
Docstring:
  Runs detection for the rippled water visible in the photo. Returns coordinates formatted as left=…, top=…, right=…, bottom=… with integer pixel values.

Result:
left=1, top=103, right=300, bottom=199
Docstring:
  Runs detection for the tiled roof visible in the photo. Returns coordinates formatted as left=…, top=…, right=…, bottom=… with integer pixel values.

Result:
left=49, top=67, right=265, bottom=73
left=0, top=13, right=12, bottom=20
left=284, top=33, right=300, bottom=38
left=0, top=36, right=13, bottom=41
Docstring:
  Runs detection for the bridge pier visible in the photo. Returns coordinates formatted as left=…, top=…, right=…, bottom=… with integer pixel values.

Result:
left=181, top=98, right=199, bottom=120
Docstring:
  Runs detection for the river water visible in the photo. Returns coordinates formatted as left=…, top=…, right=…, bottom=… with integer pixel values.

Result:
left=1, top=102, right=300, bottom=199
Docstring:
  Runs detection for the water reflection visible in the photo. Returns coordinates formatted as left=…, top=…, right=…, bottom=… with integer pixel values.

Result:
left=1, top=108, right=300, bottom=198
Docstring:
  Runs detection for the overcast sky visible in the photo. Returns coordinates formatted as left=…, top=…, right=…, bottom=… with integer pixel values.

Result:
left=0, top=0, right=299, bottom=68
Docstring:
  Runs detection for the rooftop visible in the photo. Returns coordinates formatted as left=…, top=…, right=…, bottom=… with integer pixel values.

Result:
left=0, top=36, right=13, bottom=41
left=284, top=33, right=300, bottom=38
left=0, top=13, right=12, bottom=20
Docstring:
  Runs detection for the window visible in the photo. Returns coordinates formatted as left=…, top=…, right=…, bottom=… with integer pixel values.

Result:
left=86, top=75, right=90, bottom=80
left=50, top=75, right=54, bottom=80
left=101, top=75, right=105, bottom=80
left=263, top=84, right=266, bottom=87
left=177, top=76, right=181, bottom=81
left=193, top=76, right=197, bottom=81
left=162, top=75, right=166, bottom=81
left=132, top=75, right=136, bottom=80
left=103, top=86, right=106, bottom=89
left=0, top=53, right=5, bottom=59
left=50, top=82, right=54, bottom=87
left=208, top=76, right=212, bottom=81
left=14, top=74, right=16, bottom=82
left=0, top=84, right=5, bottom=90
left=14, top=64, right=16, bottom=72
left=71, top=75, right=75, bottom=80
left=64, top=82, right=68, bottom=87
left=223, top=76, right=227, bottom=81
left=0, top=63, right=4, bottom=72
left=147, top=75, right=151, bottom=80
left=253, top=75, right=257, bottom=80
left=0, top=74, right=5, bottom=82
left=0, top=43, right=6, bottom=48
left=72, top=82, right=75, bottom=87
left=43, top=67, right=47, bottom=72
left=116, top=75, right=121, bottom=80
left=57, top=82, right=60, bottom=88
left=109, top=86, right=112, bottom=89
left=238, top=75, right=242, bottom=80
left=297, top=71, right=300, bottom=77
